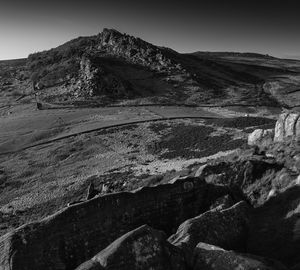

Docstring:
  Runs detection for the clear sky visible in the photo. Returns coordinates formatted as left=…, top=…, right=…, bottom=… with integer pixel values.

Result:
left=1, top=0, right=300, bottom=60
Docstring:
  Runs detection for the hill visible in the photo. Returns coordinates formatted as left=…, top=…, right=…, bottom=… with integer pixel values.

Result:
left=2, top=28, right=300, bottom=107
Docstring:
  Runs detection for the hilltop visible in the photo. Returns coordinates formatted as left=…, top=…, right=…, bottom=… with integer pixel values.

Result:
left=18, top=28, right=300, bottom=107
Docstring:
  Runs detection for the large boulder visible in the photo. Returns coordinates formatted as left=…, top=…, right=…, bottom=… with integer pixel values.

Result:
left=75, top=225, right=186, bottom=270
left=193, top=242, right=288, bottom=270
left=247, top=185, right=300, bottom=267
left=168, top=201, right=250, bottom=254
left=248, top=128, right=274, bottom=147
left=198, top=157, right=283, bottom=206
left=274, top=112, right=300, bottom=142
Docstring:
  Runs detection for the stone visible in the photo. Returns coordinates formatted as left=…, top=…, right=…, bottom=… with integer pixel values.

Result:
left=274, top=113, right=288, bottom=142
left=1, top=177, right=227, bottom=270
left=75, top=225, right=186, bottom=270
left=285, top=113, right=299, bottom=137
left=247, top=185, right=300, bottom=267
left=76, top=260, right=104, bottom=270
left=193, top=242, right=288, bottom=270
left=209, top=194, right=234, bottom=211
left=168, top=201, right=250, bottom=255
left=248, top=128, right=274, bottom=147
left=274, top=112, right=300, bottom=142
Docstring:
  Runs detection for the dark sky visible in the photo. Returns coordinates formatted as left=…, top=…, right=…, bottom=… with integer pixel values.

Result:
left=1, top=0, right=300, bottom=60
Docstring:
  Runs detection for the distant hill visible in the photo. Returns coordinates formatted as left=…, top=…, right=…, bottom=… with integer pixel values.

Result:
left=2, top=28, right=300, bottom=107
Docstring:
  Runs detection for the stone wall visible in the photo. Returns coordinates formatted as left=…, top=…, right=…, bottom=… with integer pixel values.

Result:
left=0, top=177, right=229, bottom=270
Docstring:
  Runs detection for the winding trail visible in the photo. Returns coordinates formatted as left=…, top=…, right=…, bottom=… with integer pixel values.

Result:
left=0, top=104, right=277, bottom=156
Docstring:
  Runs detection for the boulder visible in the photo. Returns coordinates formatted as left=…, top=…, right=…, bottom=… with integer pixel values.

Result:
left=274, top=113, right=289, bottom=142
left=200, top=157, right=283, bottom=206
left=247, top=185, right=300, bottom=267
left=285, top=113, right=299, bottom=137
left=274, top=112, right=300, bottom=142
left=193, top=242, right=288, bottom=270
left=75, top=225, right=186, bottom=270
left=248, top=128, right=274, bottom=147
left=168, top=201, right=250, bottom=254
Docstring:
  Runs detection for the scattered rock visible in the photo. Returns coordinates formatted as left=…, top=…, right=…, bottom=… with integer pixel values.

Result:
left=75, top=225, right=186, bottom=270
left=193, top=242, right=288, bottom=270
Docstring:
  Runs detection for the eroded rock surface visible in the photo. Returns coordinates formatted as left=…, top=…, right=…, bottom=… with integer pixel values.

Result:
left=193, top=242, right=288, bottom=270
left=168, top=201, right=250, bottom=254
left=76, top=225, right=186, bottom=270
left=248, top=128, right=274, bottom=147
left=0, top=178, right=230, bottom=270
left=274, top=112, right=300, bottom=142
left=247, top=185, right=300, bottom=267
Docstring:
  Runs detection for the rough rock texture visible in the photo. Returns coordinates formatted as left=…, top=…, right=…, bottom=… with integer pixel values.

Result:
left=199, top=156, right=283, bottom=206
left=193, top=242, right=288, bottom=270
left=75, top=225, right=186, bottom=270
left=0, top=177, right=231, bottom=270
left=75, top=55, right=130, bottom=98
left=168, top=201, right=250, bottom=253
left=274, top=112, right=300, bottom=142
left=247, top=185, right=300, bottom=267
left=96, top=29, right=182, bottom=73
left=209, top=194, right=234, bottom=211
left=248, top=128, right=274, bottom=147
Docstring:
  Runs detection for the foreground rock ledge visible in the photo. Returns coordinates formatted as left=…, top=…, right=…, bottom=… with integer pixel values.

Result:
left=76, top=225, right=186, bottom=270
left=0, top=177, right=230, bottom=270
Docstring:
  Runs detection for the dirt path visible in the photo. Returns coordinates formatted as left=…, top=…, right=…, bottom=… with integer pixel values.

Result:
left=0, top=104, right=278, bottom=155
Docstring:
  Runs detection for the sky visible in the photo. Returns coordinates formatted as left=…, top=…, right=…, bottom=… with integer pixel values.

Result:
left=1, top=0, right=300, bottom=60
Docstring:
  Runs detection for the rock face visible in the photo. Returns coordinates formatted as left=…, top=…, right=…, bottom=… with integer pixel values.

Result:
left=193, top=242, right=288, bottom=270
left=97, top=29, right=182, bottom=73
left=248, top=128, right=274, bottom=147
left=199, top=157, right=283, bottom=206
left=274, top=112, right=300, bottom=142
left=75, top=225, right=186, bottom=270
left=75, top=55, right=130, bottom=98
left=168, top=201, right=250, bottom=253
left=0, top=177, right=230, bottom=270
left=247, top=185, right=300, bottom=267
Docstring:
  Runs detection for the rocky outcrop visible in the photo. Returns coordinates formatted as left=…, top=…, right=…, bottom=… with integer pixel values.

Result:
left=96, top=29, right=182, bottom=73
left=0, top=177, right=231, bottom=270
left=75, top=225, right=186, bottom=270
left=193, top=242, right=288, bottom=270
left=75, top=55, right=130, bottom=98
left=199, top=157, right=283, bottom=206
left=168, top=201, right=250, bottom=255
left=247, top=185, right=300, bottom=267
left=274, top=112, right=300, bottom=142
left=248, top=128, right=274, bottom=147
